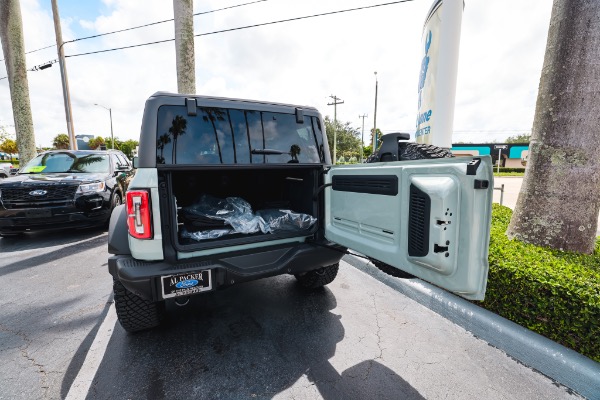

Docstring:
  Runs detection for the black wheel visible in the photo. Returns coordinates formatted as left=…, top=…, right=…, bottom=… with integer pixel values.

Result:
left=295, top=263, right=339, bottom=289
left=113, top=279, right=165, bottom=333
left=398, top=142, right=453, bottom=161
left=105, top=192, right=122, bottom=227
left=372, top=260, right=415, bottom=279
left=111, top=192, right=122, bottom=209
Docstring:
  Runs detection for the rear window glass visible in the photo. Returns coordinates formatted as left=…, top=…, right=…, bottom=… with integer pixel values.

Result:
left=156, top=105, right=324, bottom=164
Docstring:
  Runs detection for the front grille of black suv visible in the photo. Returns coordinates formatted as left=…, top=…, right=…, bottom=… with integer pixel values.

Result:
left=0, top=184, right=79, bottom=209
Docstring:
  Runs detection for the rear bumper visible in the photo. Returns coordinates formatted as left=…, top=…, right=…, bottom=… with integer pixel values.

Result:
left=108, top=242, right=345, bottom=302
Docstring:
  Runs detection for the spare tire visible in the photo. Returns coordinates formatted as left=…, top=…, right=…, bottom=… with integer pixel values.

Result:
left=398, top=142, right=453, bottom=160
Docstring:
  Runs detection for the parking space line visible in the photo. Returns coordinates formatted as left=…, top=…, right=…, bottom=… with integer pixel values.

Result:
left=65, top=303, right=117, bottom=400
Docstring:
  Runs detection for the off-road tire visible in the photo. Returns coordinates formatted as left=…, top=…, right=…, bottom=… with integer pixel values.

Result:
left=372, top=260, right=415, bottom=279
left=113, top=279, right=165, bottom=333
left=295, top=263, right=339, bottom=289
left=398, top=142, right=453, bottom=161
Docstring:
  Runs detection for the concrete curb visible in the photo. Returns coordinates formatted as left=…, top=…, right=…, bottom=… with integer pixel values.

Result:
left=342, top=255, right=600, bottom=400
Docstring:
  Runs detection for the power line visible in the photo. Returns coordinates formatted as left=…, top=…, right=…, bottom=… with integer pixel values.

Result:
left=67, top=0, right=268, bottom=43
left=65, top=0, right=415, bottom=58
left=0, top=59, right=58, bottom=80
left=0, top=0, right=269, bottom=63
left=0, top=44, right=55, bottom=63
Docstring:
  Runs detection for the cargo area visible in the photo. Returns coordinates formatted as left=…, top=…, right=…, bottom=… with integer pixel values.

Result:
left=167, top=166, right=322, bottom=249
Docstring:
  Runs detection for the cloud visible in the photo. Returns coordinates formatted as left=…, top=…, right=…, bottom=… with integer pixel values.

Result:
left=1, top=0, right=552, bottom=147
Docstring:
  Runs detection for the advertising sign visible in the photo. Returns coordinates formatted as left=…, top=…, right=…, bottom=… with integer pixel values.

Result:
left=416, top=0, right=464, bottom=148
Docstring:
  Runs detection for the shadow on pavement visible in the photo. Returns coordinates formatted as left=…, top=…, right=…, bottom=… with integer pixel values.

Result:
left=0, top=226, right=107, bottom=254
left=0, top=233, right=107, bottom=278
left=89, top=275, right=423, bottom=399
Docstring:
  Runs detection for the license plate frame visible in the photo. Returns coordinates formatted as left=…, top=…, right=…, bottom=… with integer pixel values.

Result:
left=161, top=270, right=212, bottom=299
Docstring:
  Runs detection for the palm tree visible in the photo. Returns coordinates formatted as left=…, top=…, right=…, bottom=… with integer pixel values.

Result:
left=169, top=116, right=187, bottom=162
left=53, top=134, right=70, bottom=149
left=156, top=133, right=171, bottom=163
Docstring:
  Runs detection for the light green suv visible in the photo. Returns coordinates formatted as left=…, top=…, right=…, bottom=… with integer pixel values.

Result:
left=107, top=92, right=493, bottom=332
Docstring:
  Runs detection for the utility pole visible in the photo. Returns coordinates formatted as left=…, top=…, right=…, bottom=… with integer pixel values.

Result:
left=94, top=103, right=114, bottom=149
left=373, top=71, right=378, bottom=150
left=0, top=0, right=38, bottom=165
left=327, top=95, right=344, bottom=164
left=173, top=0, right=196, bottom=94
left=359, top=114, right=367, bottom=162
left=51, top=0, right=77, bottom=150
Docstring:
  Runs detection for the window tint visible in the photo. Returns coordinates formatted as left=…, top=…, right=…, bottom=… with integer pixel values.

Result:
left=156, top=105, right=324, bottom=164
left=229, top=109, right=251, bottom=163
left=262, top=113, right=321, bottom=163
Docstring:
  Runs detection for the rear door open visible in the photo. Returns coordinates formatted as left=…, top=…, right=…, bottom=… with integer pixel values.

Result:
left=325, top=156, right=493, bottom=300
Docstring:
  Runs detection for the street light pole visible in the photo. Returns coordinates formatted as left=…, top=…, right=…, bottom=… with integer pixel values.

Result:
left=94, top=103, right=114, bottom=149
left=359, top=114, right=367, bottom=162
left=373, top=71, right=378, bottom=151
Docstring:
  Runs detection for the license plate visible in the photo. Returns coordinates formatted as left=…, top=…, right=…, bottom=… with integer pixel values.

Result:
left=161, top=270, right=212, bottom=299
left=25, top=209, right=52, bottom=218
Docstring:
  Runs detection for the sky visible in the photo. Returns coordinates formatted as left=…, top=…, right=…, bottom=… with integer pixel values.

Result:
left=0, top=0, right=553, bottom=148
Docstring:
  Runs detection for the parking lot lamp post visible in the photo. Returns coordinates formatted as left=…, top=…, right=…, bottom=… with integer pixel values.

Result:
left=94, top=103, right=114, bottom=149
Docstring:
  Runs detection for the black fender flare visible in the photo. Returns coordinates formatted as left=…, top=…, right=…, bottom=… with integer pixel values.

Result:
left=108, top=204, right=131, bottom=255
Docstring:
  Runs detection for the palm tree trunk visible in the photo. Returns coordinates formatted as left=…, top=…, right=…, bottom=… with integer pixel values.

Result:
left=173, top=0, right=196, bottom=94
left=0, top=0, right=38, bottom=166
left=507, top=0, right=600, bottom=253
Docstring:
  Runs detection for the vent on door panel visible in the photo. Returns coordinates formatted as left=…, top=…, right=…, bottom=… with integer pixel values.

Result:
left=408, top=184, right=430, bottom=257
left=331, top=175, right=398, bottom=196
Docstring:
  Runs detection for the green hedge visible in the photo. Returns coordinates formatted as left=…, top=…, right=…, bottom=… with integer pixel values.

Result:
left=482, top=204, right=600, bottom=362
left=494, top=167, right=525, bottom=173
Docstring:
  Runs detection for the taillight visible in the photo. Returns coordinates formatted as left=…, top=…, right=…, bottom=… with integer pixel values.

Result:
left=126, top=190, right=153, bottom=239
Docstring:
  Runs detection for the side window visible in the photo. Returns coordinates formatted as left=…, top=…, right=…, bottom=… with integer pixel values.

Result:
left=246, top=111, right=264, bottom=164
left=229, top=109, right=251, bottom=163
left=156, top=105, right=184, bottom=164
left=262, top=112, right=321, bottom=163
left=311, top=116, right=326, bottom=162
left=115, top=154, right=130, bottom=168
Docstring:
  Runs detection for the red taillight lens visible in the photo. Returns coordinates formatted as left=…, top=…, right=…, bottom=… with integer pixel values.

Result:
left=126, top=190, right=153, bottom=239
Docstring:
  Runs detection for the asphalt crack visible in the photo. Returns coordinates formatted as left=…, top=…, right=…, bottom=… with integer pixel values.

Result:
left=0, top=323, right=50, bottom=398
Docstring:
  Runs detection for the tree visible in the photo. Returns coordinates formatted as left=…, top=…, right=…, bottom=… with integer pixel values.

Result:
left=0, top=0, right=38, bottom=165
left=87, top=137, right=105, bottom=149
left=173, top=0, right=196, bottom=94
left=0, top=139, right=18, bottom=160
left=324, top=116, right=362, bottom=163
left=505, top=133, right=531, bottom=144
left=53, top=134, right=70, bottom=149
left=119, top=139, right=139, bottom=159
left=370, top=128, right=383, bottom=150
left=0, top=125, right=12, bottom=142
left=507, top=0, right=600, bottom=254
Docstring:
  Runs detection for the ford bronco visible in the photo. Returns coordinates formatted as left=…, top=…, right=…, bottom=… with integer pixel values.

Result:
left=107, top=92, right=493, bottom=332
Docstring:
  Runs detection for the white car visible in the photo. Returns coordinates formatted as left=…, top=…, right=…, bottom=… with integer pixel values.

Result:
left=0, top=162, right=14, bottom=178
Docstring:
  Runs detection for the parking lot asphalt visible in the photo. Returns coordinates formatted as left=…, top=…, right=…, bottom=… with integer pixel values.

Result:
left=77, top=261, right=579, bottom=400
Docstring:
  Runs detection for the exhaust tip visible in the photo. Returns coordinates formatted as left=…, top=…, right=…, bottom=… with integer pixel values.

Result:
left=174, top=296, right=190, bottom=307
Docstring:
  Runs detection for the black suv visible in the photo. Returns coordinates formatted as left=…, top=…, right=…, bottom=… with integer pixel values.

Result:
left=108, top=92, right=493, bottom=333
left=0, top=149, right=134, bottom=236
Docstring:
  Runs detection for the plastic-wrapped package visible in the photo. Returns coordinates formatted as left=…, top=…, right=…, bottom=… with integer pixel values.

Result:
left=182, top=195, right=264, bottom=234
left=256, top=209, right=317, bottom=232
left=180, top=227, right=234, bottom=241
left=180, top=195, right=316, bottom=241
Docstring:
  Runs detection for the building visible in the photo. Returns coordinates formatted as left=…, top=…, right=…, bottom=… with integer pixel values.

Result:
left=451, top=143, right=529, bottom=168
